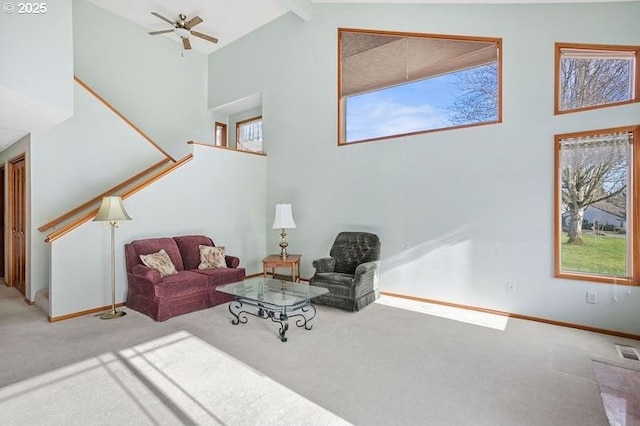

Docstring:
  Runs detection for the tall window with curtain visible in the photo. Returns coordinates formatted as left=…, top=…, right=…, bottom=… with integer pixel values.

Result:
left=554, top=126, right=639, bottom=285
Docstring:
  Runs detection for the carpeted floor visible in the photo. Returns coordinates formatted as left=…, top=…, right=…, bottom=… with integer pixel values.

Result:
left=1, top=282, right=640, bottom=425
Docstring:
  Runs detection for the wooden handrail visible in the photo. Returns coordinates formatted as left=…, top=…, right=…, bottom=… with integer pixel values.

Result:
left=188, top=141, right=267, bottom=157
left=73, top=76, right=176, bottom=162
left=38, top=158, right=172, bottom=232
left=45, top=154, right=193, bottom=243
left=121, top=154, right=193, bottom=198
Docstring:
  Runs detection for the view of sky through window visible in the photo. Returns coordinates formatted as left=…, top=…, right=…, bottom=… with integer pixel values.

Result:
left=345, top=64, right=497, bottom=142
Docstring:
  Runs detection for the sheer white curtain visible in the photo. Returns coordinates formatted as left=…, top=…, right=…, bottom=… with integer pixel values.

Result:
left=559, top=130, right=631, bottom=275
left=237, top=118, right=263, bottom=152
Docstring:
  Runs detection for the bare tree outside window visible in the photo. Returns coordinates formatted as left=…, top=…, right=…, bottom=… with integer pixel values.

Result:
left=559, top=133, right=629, bottom=246
left=445, top=63, right=498, bottom=126
left=560, top=57, right=631, bottom=111
left=556, top=43, right=638, bottom=114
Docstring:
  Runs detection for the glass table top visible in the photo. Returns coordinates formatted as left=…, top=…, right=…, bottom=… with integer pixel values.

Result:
left=216, top=278, right=328, bottom=308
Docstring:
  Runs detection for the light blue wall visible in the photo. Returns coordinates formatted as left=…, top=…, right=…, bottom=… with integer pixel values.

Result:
left=27, top=82, right=167, bottom=304
left=208, top=2, right=640, bottom=334
left=73, top=0, right=210, bottom=159
left=0, top=0, right=73, bottom=135
left=50, top=145, right=266, bottom=318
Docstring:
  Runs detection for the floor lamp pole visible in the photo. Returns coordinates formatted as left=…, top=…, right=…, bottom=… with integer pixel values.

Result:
left=100, top=221, right=125, bottom=319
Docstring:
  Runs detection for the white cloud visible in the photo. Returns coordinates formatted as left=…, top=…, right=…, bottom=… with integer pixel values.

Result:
left=347, top=99, right=449, bottom=142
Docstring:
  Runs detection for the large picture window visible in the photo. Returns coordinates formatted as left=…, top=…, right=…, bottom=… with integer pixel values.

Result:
left=554, top=126, right=639, bottom=285
left=555, top=43, right=639, bottom=114
left=338, top=28, right=502, bottom=145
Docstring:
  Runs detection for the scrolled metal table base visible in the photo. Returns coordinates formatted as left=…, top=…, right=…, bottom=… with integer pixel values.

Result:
left=228, top=300, right=319, bottom=342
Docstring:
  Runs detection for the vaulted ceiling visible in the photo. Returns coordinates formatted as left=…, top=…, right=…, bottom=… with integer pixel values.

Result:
left=0, top=0, right=632, bottom=151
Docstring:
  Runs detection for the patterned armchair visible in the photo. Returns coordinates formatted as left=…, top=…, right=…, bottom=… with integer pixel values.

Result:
left=309, top=232, right=380, bottom=312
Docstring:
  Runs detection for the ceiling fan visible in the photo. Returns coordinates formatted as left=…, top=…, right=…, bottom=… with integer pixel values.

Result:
left=148, top=12, right=218, bottom=50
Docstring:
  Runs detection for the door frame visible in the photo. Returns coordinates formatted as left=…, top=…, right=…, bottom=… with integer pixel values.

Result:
left=8, top=154, right=28, bottom=300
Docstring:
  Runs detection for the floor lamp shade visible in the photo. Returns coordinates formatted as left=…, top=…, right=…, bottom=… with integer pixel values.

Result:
left=93, top=196, right=131, bottom=320
left=94, top=196, right=132, bottom=222
left=272, top=204, right=296, bottom=258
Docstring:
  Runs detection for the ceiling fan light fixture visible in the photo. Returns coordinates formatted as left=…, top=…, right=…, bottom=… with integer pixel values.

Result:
left=175, top=27, right=190, bottom=38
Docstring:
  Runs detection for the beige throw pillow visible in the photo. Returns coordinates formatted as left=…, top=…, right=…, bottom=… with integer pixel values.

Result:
left=140, top=249, right=178, bottom=277
left=198, top=245, right=227, bottom=269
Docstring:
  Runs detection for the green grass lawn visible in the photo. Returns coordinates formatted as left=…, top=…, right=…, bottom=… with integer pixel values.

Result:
left=561, top=233, right=627, bottom=276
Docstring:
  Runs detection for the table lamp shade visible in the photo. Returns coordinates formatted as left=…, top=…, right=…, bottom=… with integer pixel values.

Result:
left=94, top=196, right=132, bottom=222
left=272, top=204, right=296, bottom=229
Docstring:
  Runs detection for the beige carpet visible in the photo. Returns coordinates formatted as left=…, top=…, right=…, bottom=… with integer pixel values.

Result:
left=2, top=283, right=640, bottom=425
left=0, top=329, right=349, bottom=425
left=593, top=361, right=640, bottom=426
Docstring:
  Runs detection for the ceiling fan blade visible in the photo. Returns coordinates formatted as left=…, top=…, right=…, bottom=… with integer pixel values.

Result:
left=149, top=29, right=174, bottom=35
left=191, top=30, right=218, bottom=44
left=185, top=16, right=203, bottom=29
left=151, top=12, right=176, bottom=27
left=182, top=37, right=192, bottom=50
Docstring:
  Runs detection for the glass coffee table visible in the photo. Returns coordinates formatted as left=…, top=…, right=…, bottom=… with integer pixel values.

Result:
left=216, top=279, right=329, bottom=342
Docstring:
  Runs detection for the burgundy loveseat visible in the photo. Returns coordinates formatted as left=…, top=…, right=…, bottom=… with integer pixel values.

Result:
left=124, top=235, right=245, bottom=321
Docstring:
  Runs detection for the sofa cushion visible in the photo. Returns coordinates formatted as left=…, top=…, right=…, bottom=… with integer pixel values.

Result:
left=140, top=249, right=178, bottom=277
left=198, top=245, right=227, bottom=269
left=173, top=235, right=215, bottom=270
left=130, top=237, right=185, bottom=271
left=153, top=271, right=210, bottom=298
left=192, top=267, right=246, bottom=286
left=310, top=273, right=354, bottom=298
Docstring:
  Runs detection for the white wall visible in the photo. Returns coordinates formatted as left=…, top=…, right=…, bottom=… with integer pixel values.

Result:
left=26, top=81, right=167, bottom=303
left=50, top=145, right=266, bottom=318
left=0, top=0, right=73, bottom=137
left=208, top=2, right=640, bottom=334
left=73, top=0, right=210, bottom=159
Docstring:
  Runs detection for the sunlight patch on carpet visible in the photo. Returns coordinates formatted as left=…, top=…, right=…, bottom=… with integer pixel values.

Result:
left=376, top=295, right=508, bottom=330
left=0, top=331, right=350, bottom=425
left=592, top=360, right=640, bottom=426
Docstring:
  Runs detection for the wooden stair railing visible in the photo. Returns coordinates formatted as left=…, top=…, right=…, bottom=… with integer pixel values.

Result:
left=38, top=158, right=172, bottom=233
left=43, top=154, right=193, bottom=243
left=40, top=76, right=191, bottom=244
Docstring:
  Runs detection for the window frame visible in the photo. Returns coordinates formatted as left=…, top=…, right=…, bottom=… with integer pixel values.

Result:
left=235, top=115, right=263, bottom=153
left=337, top=27, right=503, bottom=146
left=554, top=42, right=640, bottom=115
left=214, top=122, right=227, bottom=147
left=553, top=125, right=640, bottom=286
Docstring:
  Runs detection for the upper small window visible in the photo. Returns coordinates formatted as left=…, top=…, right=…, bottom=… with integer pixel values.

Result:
left=338, top=28, right=502, bottom=145
left=555, top=43, right=639, bottom=114
left=236, top=116, right=263, bottom=153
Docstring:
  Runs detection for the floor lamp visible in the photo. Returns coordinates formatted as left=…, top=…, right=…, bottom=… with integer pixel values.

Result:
left=93, top=196, right=131, bottom=320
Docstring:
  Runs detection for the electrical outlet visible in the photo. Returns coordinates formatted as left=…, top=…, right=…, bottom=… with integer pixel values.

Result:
left=586, top=291, right=598, bottom=304
left=506, top=282, right=516, bottom=293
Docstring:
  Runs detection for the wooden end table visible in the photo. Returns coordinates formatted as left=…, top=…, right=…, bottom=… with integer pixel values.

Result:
left=262, top=254, right=301, bottom=283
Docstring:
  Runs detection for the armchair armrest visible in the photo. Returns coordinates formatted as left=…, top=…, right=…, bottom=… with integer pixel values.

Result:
left=312, top=257, right=336, bottom=273
left=132, top=264, right=162, bottom=284
left=353, top=260, right=379, bottom=297
left=225, top=255, right=240, bottom=269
